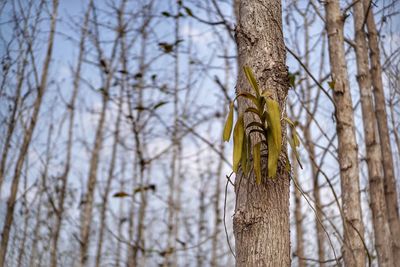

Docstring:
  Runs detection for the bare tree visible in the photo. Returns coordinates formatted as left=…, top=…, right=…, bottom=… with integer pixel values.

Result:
left=324, top=1, right=366, bottom=265
left=364, top=0, right=400, bottom=262
left=352, top=1, right=393, bottom=265
left=0, top=1, right=59, bottom=265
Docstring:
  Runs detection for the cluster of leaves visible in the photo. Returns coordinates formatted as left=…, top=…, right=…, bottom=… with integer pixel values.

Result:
left=223, top=67, right=301, bottom=184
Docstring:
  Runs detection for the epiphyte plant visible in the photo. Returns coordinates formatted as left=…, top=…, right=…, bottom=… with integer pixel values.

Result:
left=223, top=66, right=301, bottom=184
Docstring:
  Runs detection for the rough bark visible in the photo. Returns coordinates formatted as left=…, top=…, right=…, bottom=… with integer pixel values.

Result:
left=233, top=1, right=290, bottom=266
left=0, top=1, right=59, bottom=265
left=364, top=1, right=400, bottom=262
left=352, top=1, right=394, bottom=266
left=323, top=1, right=366, bottom=266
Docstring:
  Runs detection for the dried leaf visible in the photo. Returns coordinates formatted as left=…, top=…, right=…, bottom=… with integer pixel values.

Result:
left=184, top=6, right=193, bottom=17
left=223, top=102, right=234, bottom=141
left=153, top=101, right=168, bottom=110
left=113, top=192, right=130, bottom=198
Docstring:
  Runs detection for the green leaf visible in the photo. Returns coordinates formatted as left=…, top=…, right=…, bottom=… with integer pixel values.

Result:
left=161, top=11, right=171, bottom=17
left=243, top=66, right=260, bottom=96
left=288, top=72, right=296, bottom=88
left=233, top=115, right=244, bottom=173
left=265, top=99, right=282, bottom=153
left=223, top=102, right=234, bottom=142
left=267, top=128, right=279, bottom=178
left=253, top=142, right=262, bottom=184
left=328, top=80, right=335, bottom=89
left=241, top=134, right=248, bottom=175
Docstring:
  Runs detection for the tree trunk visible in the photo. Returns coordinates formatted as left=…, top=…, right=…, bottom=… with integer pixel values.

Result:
left=79, top=4, right=121, bottom=264
left=352, top=1, right=394, bottom=265
left=364, top=1, right=400, bottom=262
left=324, top=1, right=366, bottom=266
left=291, top=147, right=305, bottom=267
left=51, top=3, right=91, bottom=267
left=233, top=1, right=290, bottom=266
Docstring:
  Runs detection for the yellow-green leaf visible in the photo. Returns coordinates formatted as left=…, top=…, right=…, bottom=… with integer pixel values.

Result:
left=223, top=102, right=234, bottom=141
left=266, top=98, right=282, bottom=153
left=328, top=80, right=335, bottom=89
left=245, top=107, right=263, bottom=119
left=285, top=155, right=291, bottom=173
left=241, top=134, right=248, bottom=175
left=267, top=129, right=279, bottom=178
left=288, top=138, right=303, bottom=169
left=253, top=142, right=261, bottom=184
left=284, top=117, right=295, bottom=127
left=236, top=92, right=259, bottom=108
left=292, top=130, right=300, bottom=147
left=243, top=66, right=260, bottom=96
left=233, top=114, right=244, bottom=173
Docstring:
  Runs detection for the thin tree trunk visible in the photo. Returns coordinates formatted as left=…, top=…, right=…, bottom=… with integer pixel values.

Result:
left=16, top=160, right=29, bottom=267
left=79, top=4, right=121, bottom=264
left=324, top=1, right=366, bottom=266
left=302, top=11, right=326, bottom=263
left=364, top=1, right=400, bottom=262
left=50, top=3, right=92, bottom=267
left=0, top=1, right=59, bottom=265
left=0, top=0, right=43, bottom=197
left=165, top=4, right=181, bottom=266
left=233, top=1, right=290, bottom=266
left=94, top=77, right=123, bottom=267
left=211, top=50, right=229, bottom=267
left=307, top=135, right=326, bottom=266
left=352, top=1, right=394, bottom=265
left=128, top=4, right=151, bottom=264
left=291, top=146, right=305, bottom=267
